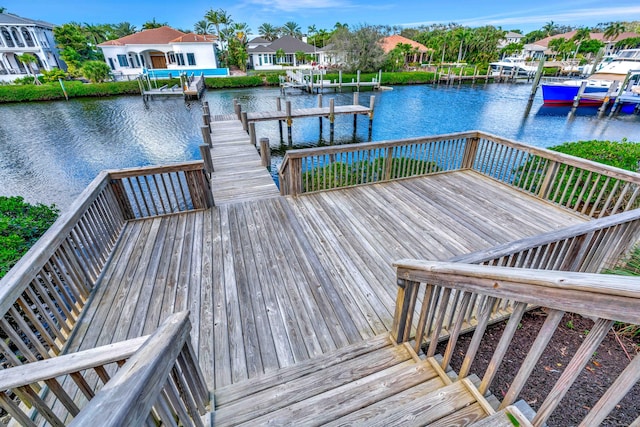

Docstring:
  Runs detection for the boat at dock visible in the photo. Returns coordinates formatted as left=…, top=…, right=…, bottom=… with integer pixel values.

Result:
left=541, top=49, right=640, bottom=106
left=488, top=56, right=537, bottom=79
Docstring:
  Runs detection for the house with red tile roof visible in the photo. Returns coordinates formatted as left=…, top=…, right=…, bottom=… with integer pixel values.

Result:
left=523, top=30, right=640, bottom=59
left=98, top=26, right=223, bottom=78
left=380, top=35, right=432, bottom=63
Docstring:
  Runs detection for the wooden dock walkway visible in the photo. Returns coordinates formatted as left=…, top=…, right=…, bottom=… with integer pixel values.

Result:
left=246, top=105, right=372, bottom=122
left=66, top=170, right=585, bottom=390
left=207, top=117, right=280, bottom=205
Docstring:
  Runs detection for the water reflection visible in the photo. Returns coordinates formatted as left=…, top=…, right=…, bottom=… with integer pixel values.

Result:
left=0, top=84, right=637, bottom=210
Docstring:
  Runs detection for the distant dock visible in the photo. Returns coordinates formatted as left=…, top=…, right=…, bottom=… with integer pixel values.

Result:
left=138, top=72, right=206, bottom=101
left=281, top=69, right=382, bottom=94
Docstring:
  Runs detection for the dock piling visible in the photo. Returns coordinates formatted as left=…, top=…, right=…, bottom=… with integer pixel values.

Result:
left=249, top=122, right=257, bottom=147
left=276, top=97, right=283, bottom=142
left=368, top=95, right=375, bottom=138
left=233, top=99, right=241, bottom=120
left=609, top=70, right=634, bottom=117
left=329, top=98, right=335, bottom=143
left=353, top=92, right=359, bottom=133
left=260, top=138, right=271, bottom=170
left=569, top=81, right=588, bottom=118
left=598, top=81, right=619, bottom=118
left=241, top=111, right=248, bottom=133
left=286, top=101, right=293, bottom=145
left=524, top=60, right=545, bottom=116
left=199, top=144, right=214, bottom=174
left=318, top=94, right=323, bottom=136
left=201, top=126, right=212, bottom=148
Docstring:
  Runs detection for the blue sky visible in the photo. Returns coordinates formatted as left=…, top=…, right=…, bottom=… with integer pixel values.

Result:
left=4, top=0, right=640, bottom=35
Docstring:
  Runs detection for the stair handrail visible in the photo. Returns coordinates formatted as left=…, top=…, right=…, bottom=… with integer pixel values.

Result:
left=70, top=311, right=209, bottom=426
left=0, top=312, right=209, bottom=426
left=392, top=260, right=640, bottom=427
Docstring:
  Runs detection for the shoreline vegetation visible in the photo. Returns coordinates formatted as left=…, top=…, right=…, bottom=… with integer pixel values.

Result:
left=0, top=68, right=556, bottom=103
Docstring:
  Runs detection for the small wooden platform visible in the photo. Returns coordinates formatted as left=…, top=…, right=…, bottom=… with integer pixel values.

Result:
left=246, top=105, right=372, bottom=123
left=207, top=118, right=280, bottom=205
left=66, top=170, right=585, bottom=392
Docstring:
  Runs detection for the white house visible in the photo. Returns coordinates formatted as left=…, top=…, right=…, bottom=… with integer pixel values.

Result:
left=248, top=35, right=326, bottom=70
left=0, top=12, right=63, bottom=82
left=499, top=31, right=525, bottom=49
left=98, top=26, right=225, bottom=78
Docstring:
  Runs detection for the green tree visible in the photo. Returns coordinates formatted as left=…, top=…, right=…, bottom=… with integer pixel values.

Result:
left=194, top=20, right=211, bottom=35
left=16, top=53, right=41, bottom=84
left=454, top=27, right=472, bottom=62
left=41, top=68, right=67, bottom=83
left=501, top=42, right=524, bottom=58
left=604, top=22, right=626, bottom=41
left=571, top=27, right=592, bottom=57
left=275, top=48, right=285, bottom=63
left=142, top=18, right=166, bottom=30
left=83, top=23, right=108, bottom=46
left=0, top=196, right=58, bottom=279
left=258, top=23, right=279, bottom=41
left=281, top=21, right=302, bottom=38
left=0, top=6, right=6, bottom=13
left=328, top=24, right=386, bottom=72
left=542, top=21, right=557, bottom=37
left=81, top=60, right=111, bottom=82
left=110, top=22, right=137, bottom=39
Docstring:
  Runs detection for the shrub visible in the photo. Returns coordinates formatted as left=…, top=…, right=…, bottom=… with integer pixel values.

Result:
left=0, top=196, right=59, bottom=279
left=81, top=60, right=112, bottom=83
left=41, top=68, right=68, bottom=83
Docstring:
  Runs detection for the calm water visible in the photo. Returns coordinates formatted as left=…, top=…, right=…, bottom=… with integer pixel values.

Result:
left=1, top=83, right=638, bottom=210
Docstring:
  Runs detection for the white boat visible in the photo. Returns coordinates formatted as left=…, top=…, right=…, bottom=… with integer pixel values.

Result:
left=489, top=57, right=538, bottom=78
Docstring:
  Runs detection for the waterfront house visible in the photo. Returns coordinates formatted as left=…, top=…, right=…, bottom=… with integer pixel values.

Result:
left=98, top=26, right=222, bottom=79
left=0, top=12, right=63, bottom=82
left=247, top=35, right=325, bottom=70
left=380, top=34, right=432, bottom=64
left=525, top=30, right=640, bottom=59
left=498, top=31, right=525, bottom=49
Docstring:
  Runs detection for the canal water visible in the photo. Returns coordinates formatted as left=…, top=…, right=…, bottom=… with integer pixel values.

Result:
left=1, top=83, right=638, bottom=210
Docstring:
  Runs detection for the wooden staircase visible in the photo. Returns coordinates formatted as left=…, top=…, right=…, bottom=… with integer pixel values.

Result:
left=210, top=333, right=534, bottom=426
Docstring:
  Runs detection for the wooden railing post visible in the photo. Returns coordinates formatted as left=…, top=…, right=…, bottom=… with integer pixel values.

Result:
left=289, top=157, right=302, bottom=196
left=383, top=146, right=394, bottom=181
left=109, top=178, right=135, bottom=220
left=537, top=159, right=559, bottom=199
left=391, top=278, right=420, bottom=343
left=462, top=136, right=479, bottom=169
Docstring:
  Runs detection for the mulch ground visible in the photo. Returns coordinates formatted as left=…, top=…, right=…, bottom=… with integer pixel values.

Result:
left=436, top=309, right=640, bottom=426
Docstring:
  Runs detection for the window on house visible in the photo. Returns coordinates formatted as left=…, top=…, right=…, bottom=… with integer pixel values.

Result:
left=22, top=29, right=35, bottom=47
left=2, top=29, right=14, bottom=47
left=108, top=58, right=115, bottom=70
left=168, top=53, right=175, bottom=63
left=176, top=53, right=185, bottom=66
left=187, top=53, right=196, bottom=66
left=11, top=29, right=23, bottom=47
left=117, top=54, right=129, bottom=67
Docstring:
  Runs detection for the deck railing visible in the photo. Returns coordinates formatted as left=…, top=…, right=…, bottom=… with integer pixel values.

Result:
left=392, top=260, right=640, bottom=427
left=0, top=162, right=212, bottom=369
left=0, top=312, right=209, bottom=426
left=278, top=131, right=640, bottom=219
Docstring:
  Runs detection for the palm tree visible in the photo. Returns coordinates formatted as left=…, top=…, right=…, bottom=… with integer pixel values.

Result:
left=542, top=21, right=557, bottom=37
left=0, top=7, right=6, bottom=13
left=571, top=27, right=592, bottom=57
left=275, top=48, right=286, bottom=64
left=604, top=22, right=625, bottom=41
left=17, top=53, right=41, bottom=84
left=258, top=23, right=279, bottom=41
left=83, top=23, right=108, bottom=46
left=194, top=20, right=211, bottom=35
left=455, top=27, right=472, bottom=62
left=281, top=21, right=302, bottom=38
left=110, top=22, right=136, bottom=39
left=142, top=18, right=166, bottom=30
left=204, top=9, right=222, bottom=38
left=233, top=22, right=251, bottom=43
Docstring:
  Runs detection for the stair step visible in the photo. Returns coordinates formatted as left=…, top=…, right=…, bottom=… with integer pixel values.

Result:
left=469, top=404, right=534, bottom=427
left=234, top=357, right=441, bottom=426
left=214, top=333, right=393, bottom=407
left=214, top=338, right=419, bottom=426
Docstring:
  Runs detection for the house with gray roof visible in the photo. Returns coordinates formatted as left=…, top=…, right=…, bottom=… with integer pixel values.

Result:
left=248, top=35, right=327, bottom=70
left=0, top=12, right=63, bottom=82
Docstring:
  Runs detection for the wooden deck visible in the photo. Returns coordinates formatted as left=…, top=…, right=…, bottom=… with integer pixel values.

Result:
left=66, top=170, right=585, bottom=392
left=246, top=105, right=372, bottom=122
left=208, top=119, right=280, bottom=205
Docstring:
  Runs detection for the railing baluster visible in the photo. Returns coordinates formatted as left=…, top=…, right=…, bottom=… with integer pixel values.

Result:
left=458, top=296, right=496, bottom=378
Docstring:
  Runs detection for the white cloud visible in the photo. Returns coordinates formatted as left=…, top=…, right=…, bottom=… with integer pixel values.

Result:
left=244, top=0, right=350, bottom=12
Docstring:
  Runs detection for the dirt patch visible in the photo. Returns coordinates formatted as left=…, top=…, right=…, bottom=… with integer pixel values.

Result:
left=436, top=309, right=640, bottom=426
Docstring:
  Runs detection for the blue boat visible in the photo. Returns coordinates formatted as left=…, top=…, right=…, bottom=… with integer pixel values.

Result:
left=541, top=49, right=640, bottom=106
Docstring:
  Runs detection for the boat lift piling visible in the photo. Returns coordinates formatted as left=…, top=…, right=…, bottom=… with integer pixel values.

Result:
left=276, top=97, right=284, bottom=142
left=524, top=60, right=546, bottom=116
left=609, top=70, right=635, bottom=117
left=568, top=81, right=588, bottom=118
left=597, top=81, right=619, bottom=118
left=317, top=94, right=323, bottom=136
